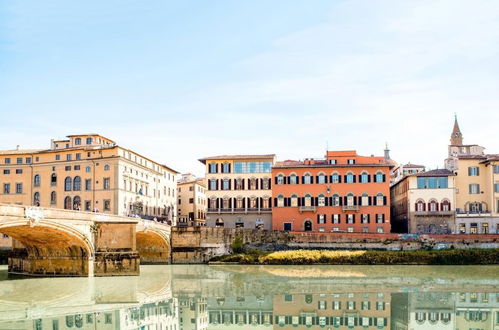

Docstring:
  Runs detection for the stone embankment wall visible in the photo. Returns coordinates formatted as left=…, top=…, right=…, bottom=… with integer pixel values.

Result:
left=171, top=227, right=499, bottom=264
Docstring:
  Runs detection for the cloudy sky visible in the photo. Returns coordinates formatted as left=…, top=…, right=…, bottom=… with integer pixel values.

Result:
left=1, top=0, right=498, bottom=176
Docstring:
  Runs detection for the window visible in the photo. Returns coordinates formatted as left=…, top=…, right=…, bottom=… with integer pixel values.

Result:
left=3, top=183, right=10, bottom=194
left=333, top=301, right=341, bottom=310
left=289, top=174, right=297, bottom=184
left=85, top=166, right=91, bottom=173
left=3, top=169, right=10, bottom=175
left=332, top=214, right=341, bottom=224
left=494, top=165, right=499, bottom=174
left=376, top=214, right=385, bottom=223
left=361, top=194, right=369, bottom=206
left=15, top=169, right=22, bottom=174
left=64, top=177, right=72, bottom=191
left=375, top=172, right=385, bottom=183
left=85, top=201, right=91, bottom=211
left=459, top=223, right=466, bottom=234
left=291, top=195, right=298, bottom=207
left=360, top=172, right=369, bottom=183
left=469, top=184, right=480, bottom=194
left=317, top=214, right=326, bottom=224
left=65, top=166, right=71, bottom=171
left=55, top=154, right=60, bottom=161
left=468, top=166, right=480, bottom=176
left=277, top=195, right=284, bottom=207
left=16, top=157, right=22, bottom=164
left=49, top=191, right=56, bottom=205
left=317, top=173, right=326, bottom=184
left=103, top=178, right=110, bottom=190
left=51, top=173, right=57, bottom=186
left=318, top=194, right=326, bottom=206
left=16, top=183, right=22, bottom=194
left=494, top=183, right=499, bottom=193
left=209, top=179, right=217, bottom=190
left=209, top=163, right=217, bottom=173
left=303, top=174, right=312, bottom=184
left=416, top=200, right=425, bottom=211
left=33, top=192, right=40, bottom=206
left=347, top=159, right=355, bottom=165
left=76, top=153, right=81, bottom=160
left=377, top=227, right=384, bottom=233
left=249, top=178, right=257, bottom=190
left=104, top=200, right=111, bottom=211
left=262, top=178, right=270, bottom=190
left=75, top=138, right=81, bottom=145
left=376, top=193, right=385, bottom=206
left=234, top=161, right=271, bottom=173
left=25, top=157, right=31, bottom=164
left=347, top=214, right=355, bottom=224
left=66, top=154, right=72, bottom=161
left=222, top=163, right=230, bottom=173
left=85, top=179, right=91, bottom=191
left=222, top=179, right=230, bottom=190
left=332, top=194, right=340, bottom=206
left=86, top=137, right=92, bottom=144
left=361, top=214, right=370, bottom=224
left=277, top=174, right=284, bottom=185
left=33, top=174, right=41, bottom=187
left=73, top=176, right=81, bottom=191
left=5, top=158, right=10, bottom=164
left=331, top=173, right=340, bottom=183
left=346, top=172, right=355, bottom=183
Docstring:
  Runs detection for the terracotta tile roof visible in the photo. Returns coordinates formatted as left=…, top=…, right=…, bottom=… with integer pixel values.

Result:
left=413, top=169, right=454, bottom=177
left=198, top=154, right=275, bottom=164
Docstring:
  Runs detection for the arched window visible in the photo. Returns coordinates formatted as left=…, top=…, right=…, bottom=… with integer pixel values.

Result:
left=104, top=164, right=110, bottom=171
left=291, top=194, right=298, bottom=207
left=73, top=196, right=81, bottom=210
left=64, top=196, right=72, bottom=210
left=304, top=194, right=312, bottom=207
left=318, top=194, right=326, bottom=207
left=277, top=174, right=284, bottom=185
left=222, top=179, right=230, bottom=190
left=332, top=194, right=340, bottom=206
left=304, top=220, right=312, bottom=232
left=236, top=196, right=243, bottom=209
left=209, top=198, right=217, bottom=209
left=441, top=199, right=451, bottom=211
left=215, top=218, right=224, bottom=227
left=33, top=192, right=40, bottom=206
left=289, top=173, right=297, bottom=184
left=261, top=177, right=270, bottom=190
left=64, top=177, right=72, bottom=191
left=361, top=193, right=369, bottom=206
left=277, top=195, right=284, bottom=207
left=331, top=172, right=340, bottom=184
left=50, top=191, right=56, bottom=205
left=222, top=197, right=229, bottom=209
left=347, top=193, right=355, bottom=206
left=317, top=172, right=326, bottom=184
left=346, top=172, right=355, bottom=183
left=428, top=199, right=438, bottom=212
left=303, top=174, right=312, bottom=184
left=375, top=171, right=385, bottom=183
left=51, top=173, right=57, bottom=186
left=249, top=178, right=257, bottom=190
left=376, top=193, right=385, bottom=206
left=360, top=172, right=369, bottom=183
left=249, top=196, right=257, bottom=209
left=75, top=137, right=82, bottom=145
left=235, top=178, right=243, bottom=190
left=209, top=179, right=217, bottom=191
left=416, top=199, right=425, bottom=211
left=73, top=176, right=81, bottom=191
left=33, top=174, right=41, bottom=187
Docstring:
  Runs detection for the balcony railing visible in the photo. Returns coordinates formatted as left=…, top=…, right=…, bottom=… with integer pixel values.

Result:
left=414, top=210, right=455, bottom=216
left=299, top=206, right=317, bottom=212
left=456, top=209, right=491, bottom=217
left=207, top=207, right=271, bottom=214
left=342, top=205, right=359, bottom=211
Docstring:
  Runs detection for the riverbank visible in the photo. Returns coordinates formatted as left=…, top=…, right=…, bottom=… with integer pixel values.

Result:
left=210, top=248, right=499, bottom=265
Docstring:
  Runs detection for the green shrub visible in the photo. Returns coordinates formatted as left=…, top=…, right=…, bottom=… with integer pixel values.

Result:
left=231, top=235, right=244, bottom=254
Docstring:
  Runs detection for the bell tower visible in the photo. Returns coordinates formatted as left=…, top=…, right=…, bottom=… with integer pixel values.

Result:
left=450, top=114, right=463, bottom=146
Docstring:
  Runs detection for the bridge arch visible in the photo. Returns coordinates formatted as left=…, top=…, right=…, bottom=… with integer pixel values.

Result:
left=0, top=219, right=93, bottom=276
left=136, top=226, right=171, bottom=264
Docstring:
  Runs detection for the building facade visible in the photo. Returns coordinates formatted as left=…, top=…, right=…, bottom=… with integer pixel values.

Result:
left=177, top=173, right=207, bottom=227
left=391, top=169, right=456, bottom=234
left=444, top=117, right=499, bottom=234
left=199, top=155, right=275, bottom=230
left=272, top=151, right=391, bottom=233
left=0, top=134, right=178, bottom=224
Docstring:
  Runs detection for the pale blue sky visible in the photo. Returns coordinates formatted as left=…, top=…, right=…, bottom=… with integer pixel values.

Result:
left=1, top=0, right=498, bottom=175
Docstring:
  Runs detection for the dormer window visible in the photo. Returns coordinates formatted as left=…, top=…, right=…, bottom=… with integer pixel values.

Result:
left=348, top=159, right=355, bottom=165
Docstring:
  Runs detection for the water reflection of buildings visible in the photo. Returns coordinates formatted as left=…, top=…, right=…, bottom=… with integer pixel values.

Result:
left=207, top=296, right=273, bottom=329
left=179, top=297, right=208, bottom=330
left=273, top=293, right=390, bottom=329
left=391, top=292, right=499, bottom=330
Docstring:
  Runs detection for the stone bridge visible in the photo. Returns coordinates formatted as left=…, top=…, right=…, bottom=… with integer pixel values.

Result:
left=0, top=203, right=171, bottom=277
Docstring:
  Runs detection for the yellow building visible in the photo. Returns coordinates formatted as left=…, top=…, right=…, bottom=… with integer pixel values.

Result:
left=444, top=117, right=499, bottom=234
left=177, top=173, right=207, bottom=227
left=0, top=134, right=178, bottom=224
left=199, top=155, right=275, bottom=229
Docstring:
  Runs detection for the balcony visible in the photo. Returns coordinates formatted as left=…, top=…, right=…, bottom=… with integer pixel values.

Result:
left=299, top=206, right=317, bottom=213
left=456, top=209, right=492, bottom=217
left=342, top=205, right=359, bottom=212
left=414, top=210, right=455, bottom=217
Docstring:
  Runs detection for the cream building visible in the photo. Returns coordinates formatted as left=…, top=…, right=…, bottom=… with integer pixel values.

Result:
left=391, top=169, right=456, bottom=234
left=199, top=155, right=275, bottom=229
left=0, top=134, right=178, bottom=224
left=177, top=173, right=207, bottom=227
left=444, top=117, right=499, bottom=234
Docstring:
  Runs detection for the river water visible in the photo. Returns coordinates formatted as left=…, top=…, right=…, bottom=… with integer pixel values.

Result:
left=0, top=264, right=497, bottom=329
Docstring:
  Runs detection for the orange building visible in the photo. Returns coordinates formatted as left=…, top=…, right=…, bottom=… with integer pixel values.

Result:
left=272, top=151, right=392, bottom=233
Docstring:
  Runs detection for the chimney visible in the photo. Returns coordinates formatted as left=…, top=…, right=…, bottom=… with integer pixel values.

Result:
left=384, top=143, right=390, bottom=160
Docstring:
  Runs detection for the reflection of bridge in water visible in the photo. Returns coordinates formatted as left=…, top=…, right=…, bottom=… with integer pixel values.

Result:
left=0, top=204, right=171, bottom=277
left=0, top=265, right=497, bottom=329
